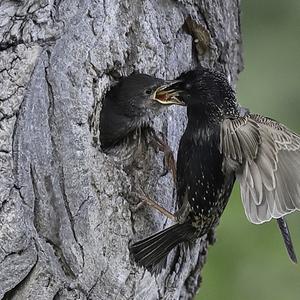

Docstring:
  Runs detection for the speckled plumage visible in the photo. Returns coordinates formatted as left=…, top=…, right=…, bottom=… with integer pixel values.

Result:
left=176, top=107, right=235, bottom=232
left=130, top=66, right=299, bottom=272
left=130, top=67, right=239, bottom=271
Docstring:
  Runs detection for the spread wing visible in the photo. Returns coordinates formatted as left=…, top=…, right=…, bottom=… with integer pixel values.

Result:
left=221, top=114, right=300, bottom=224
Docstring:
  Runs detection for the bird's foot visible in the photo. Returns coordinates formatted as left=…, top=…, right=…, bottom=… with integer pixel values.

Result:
left=149, top=131, right=176, bottom=183
left=130, top=187, right=176, bottom=221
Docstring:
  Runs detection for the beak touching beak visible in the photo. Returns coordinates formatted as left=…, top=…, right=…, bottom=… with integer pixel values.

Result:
left=151, top=81, right=186, bottom=106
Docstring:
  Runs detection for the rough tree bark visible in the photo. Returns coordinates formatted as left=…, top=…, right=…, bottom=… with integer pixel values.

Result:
left=0, top=0, right=242, bottom=299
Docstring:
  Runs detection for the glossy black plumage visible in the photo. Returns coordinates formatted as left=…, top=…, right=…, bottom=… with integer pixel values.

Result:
left=130, top=67, right=238, bottom=271
left=130, top=66, right=299, bottom=272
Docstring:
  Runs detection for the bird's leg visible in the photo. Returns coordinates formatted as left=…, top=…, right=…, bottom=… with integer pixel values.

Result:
left=131, top=187, right=176, bottom=221
left=148, top=129, right=176, bottom=183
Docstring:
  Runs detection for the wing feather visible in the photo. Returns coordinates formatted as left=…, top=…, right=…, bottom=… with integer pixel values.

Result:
left=221, top=114, right=300, bottom=224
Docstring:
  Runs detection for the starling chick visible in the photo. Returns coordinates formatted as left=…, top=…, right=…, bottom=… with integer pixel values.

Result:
left=100, top=73, right=183, bottom=180
left=130, top=66, right=300, bottom=272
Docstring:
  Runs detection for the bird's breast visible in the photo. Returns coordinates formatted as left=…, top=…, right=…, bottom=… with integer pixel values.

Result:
left=180, top=126, right=235, bottom=220
left=191, top=127, right=215, bottom=145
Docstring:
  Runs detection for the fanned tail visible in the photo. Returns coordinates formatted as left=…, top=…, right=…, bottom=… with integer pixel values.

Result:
left=277, top=217, right=297, bottom=263
left=130, top=222, right=196, bottom=273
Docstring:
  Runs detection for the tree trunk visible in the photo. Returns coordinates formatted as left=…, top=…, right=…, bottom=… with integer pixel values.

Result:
left=0, top=0, right=242, bottom=299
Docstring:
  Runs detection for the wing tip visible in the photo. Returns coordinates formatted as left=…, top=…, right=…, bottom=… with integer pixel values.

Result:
left=276, top=218, right=298, bottom=265
left=290, top=254, right=298, bottom=264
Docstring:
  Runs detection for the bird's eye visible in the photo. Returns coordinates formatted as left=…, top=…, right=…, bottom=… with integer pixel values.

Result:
left=145, top=89, right=152, bottom=95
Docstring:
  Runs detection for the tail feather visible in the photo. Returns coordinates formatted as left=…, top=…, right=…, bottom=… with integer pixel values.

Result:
left=277, top=217, right=297, bottom=263
left=130, top=222, right=196, bottom=273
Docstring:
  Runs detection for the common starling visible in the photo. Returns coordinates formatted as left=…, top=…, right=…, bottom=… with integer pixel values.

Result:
left=100, top=73, right=183, bottom=180
left=130, top=66, right=300, bottom=272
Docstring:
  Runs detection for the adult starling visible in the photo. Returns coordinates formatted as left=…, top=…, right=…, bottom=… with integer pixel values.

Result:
left=100, top=73, right=183, bottom=180
left=130, top=66, right=300, bottom=272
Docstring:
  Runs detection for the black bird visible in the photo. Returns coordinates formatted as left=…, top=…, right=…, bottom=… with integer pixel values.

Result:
left=130, top=66, right=300, bottom=272
left=100, top=73, right=184, bottom=180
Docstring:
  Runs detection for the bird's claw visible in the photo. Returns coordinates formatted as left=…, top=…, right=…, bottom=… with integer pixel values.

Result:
left=128, top=192, right=148, bottom=212
left=130, top=187, right=176, bottom=221
left=162, top=147, right=176, bottom=183
left=150, top=131, right=177, bottom=183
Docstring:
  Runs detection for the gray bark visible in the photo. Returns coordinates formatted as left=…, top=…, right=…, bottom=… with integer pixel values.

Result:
left=0, top=0, right=242, bottom=299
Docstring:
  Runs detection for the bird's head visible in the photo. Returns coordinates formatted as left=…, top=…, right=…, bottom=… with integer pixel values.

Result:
left=152, top=66, right=237, bottom=116
left=100, top=73, right=185, bottom=150
left=108, top=73, right=185, bottom=117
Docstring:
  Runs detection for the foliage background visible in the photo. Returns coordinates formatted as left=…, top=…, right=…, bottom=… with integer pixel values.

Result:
left=198, top=1, right=300, bottom=299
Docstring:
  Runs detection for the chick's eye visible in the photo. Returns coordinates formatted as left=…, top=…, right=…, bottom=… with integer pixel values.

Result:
left=145, top=89, right=152, bottom=95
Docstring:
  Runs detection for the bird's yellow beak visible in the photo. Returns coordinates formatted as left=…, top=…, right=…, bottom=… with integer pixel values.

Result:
left=151, top=81, right=186, bottom=106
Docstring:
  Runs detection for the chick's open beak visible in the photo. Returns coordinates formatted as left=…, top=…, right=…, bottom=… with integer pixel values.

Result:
left=151, top=81, right=186, bottom=106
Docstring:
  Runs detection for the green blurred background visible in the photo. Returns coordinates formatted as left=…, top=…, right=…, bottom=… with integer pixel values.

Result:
left=198, top=1, right=300, bottom=299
